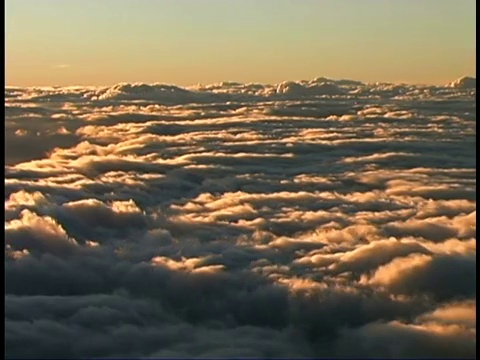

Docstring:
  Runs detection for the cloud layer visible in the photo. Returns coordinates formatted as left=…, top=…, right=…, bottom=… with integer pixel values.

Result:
left=5, top=77, right=476, bottom=358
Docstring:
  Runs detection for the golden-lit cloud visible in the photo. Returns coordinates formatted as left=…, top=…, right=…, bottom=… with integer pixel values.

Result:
left=4, top=76, right=476, bottom=358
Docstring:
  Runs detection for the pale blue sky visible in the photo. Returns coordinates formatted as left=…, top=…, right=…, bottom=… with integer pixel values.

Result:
left=6, top=0, right=476, bottom=86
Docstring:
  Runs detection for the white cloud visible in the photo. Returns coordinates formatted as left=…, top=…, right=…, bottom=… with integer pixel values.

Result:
left=4, top=76, right=476, bottom=358
left=447, top=76, right=476, bottom=89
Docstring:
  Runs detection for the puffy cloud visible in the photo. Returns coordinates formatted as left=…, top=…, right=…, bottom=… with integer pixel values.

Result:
left=333, top=303, right=476, bottom=358
left=447, top=76, right=476, bottom=89
left=5, top=209, right=79, bottom=256
left=361, top=253, right=476, bottom=301
left=61, top=198, right=146, bottom=231
left=274, top=81, right=346, bottom=97
left=4, top=76, right=475, bottom=358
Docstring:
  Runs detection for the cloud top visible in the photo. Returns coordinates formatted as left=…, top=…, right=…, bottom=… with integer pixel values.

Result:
left=447, top=76, right=476, bottom=89
left=4, top=76, right=476, bottom=358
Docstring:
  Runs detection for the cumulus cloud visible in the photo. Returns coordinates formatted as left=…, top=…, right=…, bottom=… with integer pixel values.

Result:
left=447, top=76, right=476, bottom=89
left=4, top=76, right=476, bottom=358
left=332, top=301, right=476, bottom=358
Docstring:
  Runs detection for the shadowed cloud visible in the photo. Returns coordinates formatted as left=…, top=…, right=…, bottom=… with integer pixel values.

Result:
left=4, top=76, right=476, bottom=358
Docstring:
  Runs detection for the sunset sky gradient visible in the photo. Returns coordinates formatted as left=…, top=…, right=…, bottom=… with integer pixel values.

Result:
left=6, top=0, right=476, bottom=86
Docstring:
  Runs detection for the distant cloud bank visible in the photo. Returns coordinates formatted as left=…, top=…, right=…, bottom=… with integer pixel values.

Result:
left=447, top=76, right=476, bottom=89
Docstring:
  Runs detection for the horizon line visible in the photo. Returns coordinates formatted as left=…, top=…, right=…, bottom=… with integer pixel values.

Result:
left=4, top=75, right=476, bottom=89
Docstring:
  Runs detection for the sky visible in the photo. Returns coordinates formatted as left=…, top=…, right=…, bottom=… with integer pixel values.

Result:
left=5, top=0, right=476, bottom=86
